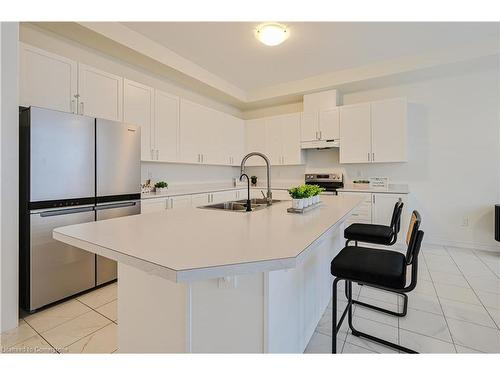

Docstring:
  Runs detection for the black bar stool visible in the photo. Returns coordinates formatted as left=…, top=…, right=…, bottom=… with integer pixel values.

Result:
left=330, top=211, right=424, bottom=354
left=344, top=199, right=404, bottom=247
left=343, top=199, right=408, bottom=317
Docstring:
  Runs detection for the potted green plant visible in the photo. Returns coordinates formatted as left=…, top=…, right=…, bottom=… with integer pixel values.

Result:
left=250, top=176, right=258, bottom=186
left=154, top=181, right=168, bottom=194
left=303, top=185, right=314, bottom=207
left=288, top=186, right=305, bottom=210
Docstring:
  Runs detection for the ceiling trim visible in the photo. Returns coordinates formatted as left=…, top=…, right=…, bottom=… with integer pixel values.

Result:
left=46, top=23, right=500, bottom=110
left=78, top=22, right=248, bottom=102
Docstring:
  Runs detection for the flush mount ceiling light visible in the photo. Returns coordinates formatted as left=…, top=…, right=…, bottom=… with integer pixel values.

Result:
left=254, top=23, right=289, bottom=46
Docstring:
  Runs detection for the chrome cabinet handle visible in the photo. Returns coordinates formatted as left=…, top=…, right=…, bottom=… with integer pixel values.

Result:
left=156, top=150, right=159, bottom=160
left=319, top=131, right=322, bottom=139
left=79, top=101, right=84, bottom=115
left=71, top=99, right=76, bottom=114
left=368, top=152, right=370, bottom=161
left=151, top=149, right=154, bottom=160
left=372, top=152, right=375, bottom=162
left=202, top=154, right=204, bottom=163
left=197, top=154, right=200, bottom=163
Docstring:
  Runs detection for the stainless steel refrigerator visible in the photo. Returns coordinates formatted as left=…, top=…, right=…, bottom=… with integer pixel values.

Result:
left=19, top=107, right=141, bottom=312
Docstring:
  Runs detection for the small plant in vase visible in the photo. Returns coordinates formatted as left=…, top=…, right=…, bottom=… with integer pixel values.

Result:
left=250, top=176, right=258, bottom=186
left=288, top=186, right=305, bottom=210
left=154, top=181, right=168, bottom=194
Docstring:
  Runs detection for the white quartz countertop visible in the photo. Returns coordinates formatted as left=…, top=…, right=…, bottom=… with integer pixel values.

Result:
left=53, top=195, right=363, bottom=283
left=141, top=183, right=292, bottom=200
left=337, top=184, right=409, bottom=194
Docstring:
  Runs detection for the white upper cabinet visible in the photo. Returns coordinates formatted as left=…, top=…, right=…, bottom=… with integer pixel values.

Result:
left=225, top=115, right=244, bottom=166
left=179, top=99, right=205, bottom=164
left=19, top=43, right=78, bottom=113
left=370, top=98, right=407, bottom=163
left=340, top=98, right=407, bottom=164
left=78, top=63, right=123, bottom=121
left=155, top=90, right=180, bottom=162
left=300, top=112, right=319, bottom=142
left=246, top=114, right=303, bottom=166
left=245, top=119, right=267, bottom=166
left=280, top=113, right=302, bottom=165
left=318, top=108, right=340, bottom=141
left=123, top=79, right=154, bottom=161
left=339, top=103, right=372, bottom=163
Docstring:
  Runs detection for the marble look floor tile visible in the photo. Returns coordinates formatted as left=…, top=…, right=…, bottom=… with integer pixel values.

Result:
left=427, top=263, right=462, bottom=276
left=413, top=279, right=437, bottom=296
left=4, top=335, right=56, bottom=354
left=342, top=342, right=376, bottom=354
left=77, top=283, right=117, bottom=309
left=353, top=297, right=399, bottom=327
left=485, top=307, right=500, bottom=328
left=447, top=318, right=500, bottom=353
left=96, top=300, right=117, bottom=322
left=421, top=244, right=448, bottom=256
left=0, top=320, right=37, bottom=349
left=399, top=329, right=456, bottom=353
left=466, top=275, right=500, bottom=295
left=305, top=331, right=345, bottom=354
left=317, top=307, right=350, bottom=336
left=42, top=310, right=110, bottom=349
left=406, top=291, right=443, bottom=315
left=476, top=290, right=500, bottom=310
left=345, top=316, right=399, bottom=353
left=64, top=323, right=117, bottom=354
left=434, top=283, right=481, bottom=305
left=458, top=262, right=497, bottom=279
left=429, top=272, right=469, bottom=288
left=358, top=286, right=400, bottom=306
left=399, top=308, right=452, bottom=342
left=455, top=345, right=483, bottom=353
left=440, top=298, right=496, bottom=328
left=24, top=299, right=91, bottom=333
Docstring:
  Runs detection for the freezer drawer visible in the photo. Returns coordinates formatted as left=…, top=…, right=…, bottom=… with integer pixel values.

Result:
left=95, top=200, right=141, bottom=284
left=96, top=119, right=141, bottom=200
left=29, top=107, right=95, bottom=203
left=28, top=206, right=96, bottom=311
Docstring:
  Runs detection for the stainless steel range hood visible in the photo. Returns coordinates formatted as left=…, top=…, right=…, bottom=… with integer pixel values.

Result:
left=300, top=139, right=340, bottom=149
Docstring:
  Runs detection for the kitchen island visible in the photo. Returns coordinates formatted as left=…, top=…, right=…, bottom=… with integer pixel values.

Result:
left=53, top=195, right=363, bottom=353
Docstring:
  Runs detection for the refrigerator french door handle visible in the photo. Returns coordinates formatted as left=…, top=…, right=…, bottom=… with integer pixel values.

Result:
left=95, top=201, right=138, bottom=210
left=39, top=206, right=95, bottom=217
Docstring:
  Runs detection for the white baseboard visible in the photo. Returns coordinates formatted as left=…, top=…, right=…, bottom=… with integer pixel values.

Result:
left=423, top=237, right=500, bottom=253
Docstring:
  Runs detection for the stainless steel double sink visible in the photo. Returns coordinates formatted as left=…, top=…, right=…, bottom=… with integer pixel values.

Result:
left=199, top=198, right=282, bottom=212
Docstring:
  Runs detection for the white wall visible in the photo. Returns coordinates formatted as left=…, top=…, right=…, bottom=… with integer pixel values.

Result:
left=20, top=23, right=242, bottom=188
left=0, top=22, right=19, bottom=333
left=247, top=64, right=500, bottom=251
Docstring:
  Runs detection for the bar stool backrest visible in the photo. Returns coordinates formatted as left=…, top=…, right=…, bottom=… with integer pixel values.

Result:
left=390, top=199, right=404, bottom=234
left=405, top=210, right=423, bottom=266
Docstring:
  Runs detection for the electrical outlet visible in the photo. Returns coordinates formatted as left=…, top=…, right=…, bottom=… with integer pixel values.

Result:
left=461, top=216, right=469, bottom=227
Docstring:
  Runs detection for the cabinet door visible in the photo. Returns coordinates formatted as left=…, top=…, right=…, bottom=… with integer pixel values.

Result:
left=265, top=116, right=283, bottom=165
left=204, top=110, right=227, bottom=165
left=371, top=98, right=407, bottom=163
left=280, top=113, right=302, bottom=165
left=339, top=103, right=371, bottom=164
left=20, top=43, right=78, bottom=113
left=191, top=193, right=210, bottom=207
left=168, top=195, right=192, bottom=209
left=78, top=63, right=123, bottom=121
left=123, top=79, right=154, bottom=161
left=179, top=99, right=203, bottom=164
left=319, top=108, right=339, bottom=141
left=300, top=112, right=319, bottom=142
left=141, top=198, right=167, bottom=213
left=339, top=192, right=372, bottom=225
left=226, top=116, right=245, bottom=166
left=244, top=119, right=267, bottom=166
left=155, top=90, right=180, bottom=162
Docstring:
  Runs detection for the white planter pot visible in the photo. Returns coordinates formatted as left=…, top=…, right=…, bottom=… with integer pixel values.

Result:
left=292, top=199, right=304, bottom=210
left=156, top=187, right=168, bottom=194
left=313, top=195, right=319, bottom=204
left=302, top=198, right=308, bottom=207
left=307, top=197, right=313, bottom=206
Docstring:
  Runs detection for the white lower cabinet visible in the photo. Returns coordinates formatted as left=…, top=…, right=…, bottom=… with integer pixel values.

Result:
left=191, top=193, right=211, bottom=207
left=168, top=195, right=193, bottom=209
left=141, top=198, right=168, bottom=214
left=339, top=191, right=409, bottom=245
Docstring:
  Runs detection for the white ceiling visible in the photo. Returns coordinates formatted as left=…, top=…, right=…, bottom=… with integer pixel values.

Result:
left=122, top=22, right=497, bottom=92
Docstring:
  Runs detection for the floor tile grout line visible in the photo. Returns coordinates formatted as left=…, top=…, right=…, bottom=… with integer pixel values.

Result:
left=22, top=318, right=59, bottom=354
left=471, top=249, right=500, bottom=281
left=422, top=248, right=457, bottom=351
left=445, top=246, right=500, bottom=331
left=59, top=321, right=116, bottom=353
left=77, top=298, right=117, bottom=325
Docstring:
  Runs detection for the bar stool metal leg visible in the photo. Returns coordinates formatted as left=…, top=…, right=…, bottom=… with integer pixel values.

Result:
left=344, top=283, right=409, bottom=317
